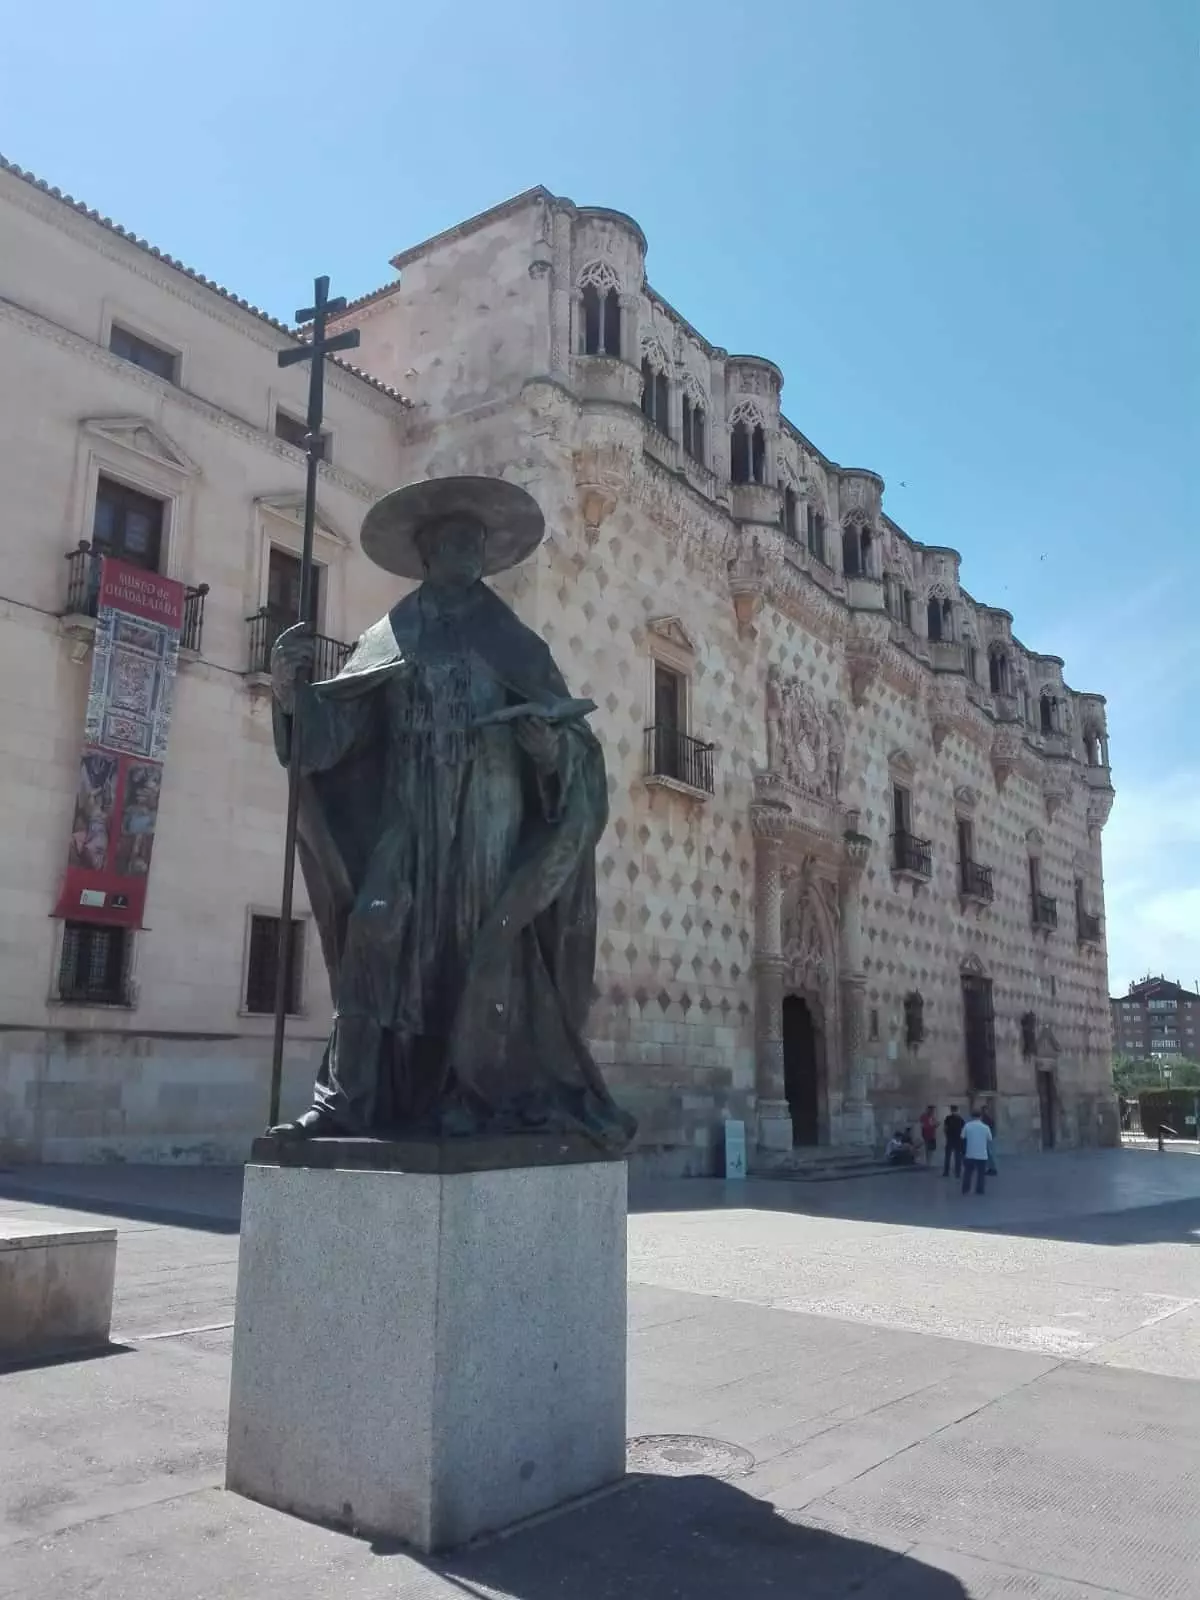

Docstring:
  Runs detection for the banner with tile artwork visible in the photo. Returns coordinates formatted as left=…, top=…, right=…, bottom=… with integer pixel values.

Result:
left=54, top=558, right=185, bottom=929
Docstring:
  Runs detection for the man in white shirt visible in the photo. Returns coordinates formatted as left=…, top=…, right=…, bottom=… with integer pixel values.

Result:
left=961, top=1110, right=992, bottom=1195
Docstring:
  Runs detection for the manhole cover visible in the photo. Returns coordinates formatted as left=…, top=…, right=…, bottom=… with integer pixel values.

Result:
left=627, top=1435, right=754, bottom=1479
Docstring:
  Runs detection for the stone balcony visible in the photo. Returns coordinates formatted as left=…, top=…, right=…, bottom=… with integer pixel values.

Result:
left=845, top=575, right=885, bottom=613
left=571, top=355, right=643, bottom=407
left=641, top=418, right=679, bottom=473
left=729, top=482, right=781, bottom=527
left=928, top=639, right=965, bottom=674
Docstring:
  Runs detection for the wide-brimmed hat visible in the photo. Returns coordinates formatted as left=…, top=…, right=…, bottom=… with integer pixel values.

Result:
left=360, top=475, right=545, bottom=580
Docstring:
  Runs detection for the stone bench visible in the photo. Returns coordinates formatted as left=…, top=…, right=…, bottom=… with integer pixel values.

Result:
left=0, top=1221, right=117, bottom=1361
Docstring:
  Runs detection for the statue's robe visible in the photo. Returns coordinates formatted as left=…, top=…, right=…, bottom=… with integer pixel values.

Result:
left=273, top=580, right=635, bottom=1151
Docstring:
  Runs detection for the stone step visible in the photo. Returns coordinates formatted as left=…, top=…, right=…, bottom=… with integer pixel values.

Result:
left=749, top=1146, right=923, bottom=1182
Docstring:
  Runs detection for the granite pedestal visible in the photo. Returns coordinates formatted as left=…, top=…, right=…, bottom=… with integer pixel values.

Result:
left=225, top=1137, right=628, bottom=1553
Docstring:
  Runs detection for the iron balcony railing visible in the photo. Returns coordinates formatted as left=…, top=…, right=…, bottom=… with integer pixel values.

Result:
left=892, top=831, right=933, bottom=877
left=644, top=726, right=715, bottom=795
left=1032, top=892, right=1059, bottom=930
left=1078, top=909, right=1103, bottom=944
left=181, top=585, right=208, bottom=652
left=64, top=542, right=208, bottom=652
left=246, top=607, right=353, bottom=684
left=960, top=860, right=995, bottom=901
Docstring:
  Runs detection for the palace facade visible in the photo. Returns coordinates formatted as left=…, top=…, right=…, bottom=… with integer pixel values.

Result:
left=0, top=162, right=1118, bottom=1166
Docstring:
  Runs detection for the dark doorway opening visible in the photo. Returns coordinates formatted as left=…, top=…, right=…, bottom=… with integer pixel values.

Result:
left=782, top=995, right=820, bottom=1146
left=1037, top=1070, right=1056, bottom=1150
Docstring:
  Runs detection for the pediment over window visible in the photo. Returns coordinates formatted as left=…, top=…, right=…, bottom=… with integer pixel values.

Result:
left=645, top=616, right=699, bottom=672
left=82, top=416, right=199, bottom=476
left=646, top=615, right=697, bottom=655
left=256, top=493, right=349, bottom=547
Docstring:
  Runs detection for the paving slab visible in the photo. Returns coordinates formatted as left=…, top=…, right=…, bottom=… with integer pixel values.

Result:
left=0, top=1151, right=1197, bottom=1598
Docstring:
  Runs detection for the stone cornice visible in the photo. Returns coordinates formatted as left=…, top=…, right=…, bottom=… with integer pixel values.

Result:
left=0, top=296, right=390, bottom=504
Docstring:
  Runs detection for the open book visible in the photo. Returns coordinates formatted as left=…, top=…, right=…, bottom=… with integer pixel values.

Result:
left=471, top=698, right=597, bottom=729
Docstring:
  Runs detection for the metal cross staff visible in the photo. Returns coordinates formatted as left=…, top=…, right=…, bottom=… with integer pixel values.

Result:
left=267, top=277, right=360, bottom=1128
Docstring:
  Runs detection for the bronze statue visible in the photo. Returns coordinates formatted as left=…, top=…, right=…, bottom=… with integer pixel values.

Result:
left=267, top=476, right=634, bottom=1153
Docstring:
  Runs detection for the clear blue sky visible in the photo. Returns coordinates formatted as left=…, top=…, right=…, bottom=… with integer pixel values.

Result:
left=3, top=0, right=1195, bottom=993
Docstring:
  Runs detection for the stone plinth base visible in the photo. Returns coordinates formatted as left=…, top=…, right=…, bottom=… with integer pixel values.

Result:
left=226, top=1144, right=627, bottom=1552
left=0, top=1222, right=116, bottom=1361
left=755, top=1099, right=794, bottom=1155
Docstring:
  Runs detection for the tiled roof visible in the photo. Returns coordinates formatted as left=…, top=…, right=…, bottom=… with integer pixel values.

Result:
left=0, top=154, right=410, bottom=407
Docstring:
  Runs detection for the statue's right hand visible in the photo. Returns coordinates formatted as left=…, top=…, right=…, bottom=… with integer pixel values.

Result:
left=270, top=624, right=316, bottom=713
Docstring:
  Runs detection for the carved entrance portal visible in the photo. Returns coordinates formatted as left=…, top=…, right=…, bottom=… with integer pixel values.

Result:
left=751, top=667, right=872, bottom=1157
left=782, top=994, right=822, bottom=1145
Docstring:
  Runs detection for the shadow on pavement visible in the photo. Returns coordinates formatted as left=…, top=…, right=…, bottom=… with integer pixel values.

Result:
left=407, top=1473, right=965, bottom=1599
left=0, top=1167, right=243, bottom=1234
left=629, top=1156, right=1200, bottom=1247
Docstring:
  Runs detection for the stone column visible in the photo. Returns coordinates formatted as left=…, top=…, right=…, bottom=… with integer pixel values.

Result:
left=752, top=802, right=793, bottom=1155
left=837, top=824, right=872, bottom=1146
left=619, top=293, right=640, bottom=369
left=764, top=428, right=779, bottom=489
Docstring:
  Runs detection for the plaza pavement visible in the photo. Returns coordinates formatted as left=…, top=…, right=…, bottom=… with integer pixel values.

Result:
left=0, top=1148, right=1197, bottom=1598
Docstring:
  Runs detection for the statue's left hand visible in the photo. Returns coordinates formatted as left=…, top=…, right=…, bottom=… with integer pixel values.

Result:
left=514, top=716, right=561, bottom=769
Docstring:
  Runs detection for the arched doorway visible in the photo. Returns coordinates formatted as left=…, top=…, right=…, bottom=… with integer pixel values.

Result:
left=782, top=995, right=820, bottom=1145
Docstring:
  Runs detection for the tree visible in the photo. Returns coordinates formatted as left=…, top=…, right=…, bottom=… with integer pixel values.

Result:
left=1113, top=1054, right=1200, bottom=1093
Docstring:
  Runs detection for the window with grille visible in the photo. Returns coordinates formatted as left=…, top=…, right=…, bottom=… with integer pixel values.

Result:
left=58, top=922, right=131, bottom=1005
left=109, top=324, right=177, bottom=382
left=245, top=914, right=305, bottom=1015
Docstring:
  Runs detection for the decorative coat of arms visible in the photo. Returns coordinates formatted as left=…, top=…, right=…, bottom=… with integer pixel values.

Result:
left=766, top=667, right=846, bottom=801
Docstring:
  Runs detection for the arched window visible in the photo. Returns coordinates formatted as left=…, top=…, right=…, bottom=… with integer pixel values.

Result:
left=806, top=505, right=826, bottom=563
left=782, top=486, right=798, bottom=538
left=640, top=357, right=670, bottom=435
left=730, top=420, right=750, bottom=484
left=1040, top=693, right=1056, bottom=735
left=842, top=523, right=861, bottom=576
left=730, top=420, right=766, bottom=484
left=581, top=283, right=621, bottom=357
left=860, top=527, right=873, bottom=576
left=1083, top=725, right=1107, bottom=768
left=751, top=423, right=765, bottom=483
left=927, top=597, right=953, bottom=642
left=989, top=648, right=1010, bottom=695
left=682, top=395, right=706, bottom=463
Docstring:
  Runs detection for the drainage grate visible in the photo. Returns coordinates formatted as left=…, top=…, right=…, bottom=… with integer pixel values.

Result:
left=627, top=1435, right=755, bottom=1479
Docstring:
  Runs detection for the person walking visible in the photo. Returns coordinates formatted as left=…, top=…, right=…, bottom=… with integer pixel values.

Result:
left=919, top=1104, right=938, bottom=1166
left=982, top=1104, right=998, bottom=1176
left=942, top=1105, right=965, bottom=1178
left=961, top=1109, right=992, bottom=1195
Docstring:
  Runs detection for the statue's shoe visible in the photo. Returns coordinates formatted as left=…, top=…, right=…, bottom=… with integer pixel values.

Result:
left=265, top=1107, right=347, bottom=1140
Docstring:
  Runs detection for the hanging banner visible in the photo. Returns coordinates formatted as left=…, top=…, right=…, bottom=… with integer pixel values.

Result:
left=54, top=558, right=185, bottom=929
